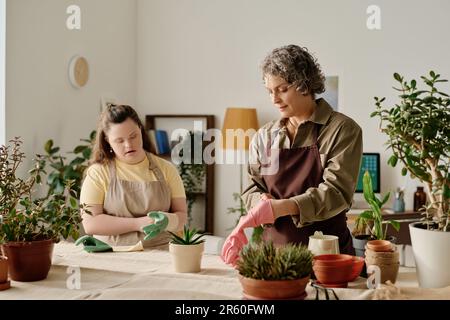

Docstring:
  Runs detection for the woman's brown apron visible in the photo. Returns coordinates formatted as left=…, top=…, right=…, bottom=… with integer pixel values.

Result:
left=262, top=125, right=354, bottom=254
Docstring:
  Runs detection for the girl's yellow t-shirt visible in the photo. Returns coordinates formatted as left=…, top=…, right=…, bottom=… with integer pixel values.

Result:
left=80, top=154, right=186, bottom=205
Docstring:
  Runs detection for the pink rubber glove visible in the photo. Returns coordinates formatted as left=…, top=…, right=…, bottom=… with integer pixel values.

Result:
left=221, top=199, right=274, bottom=267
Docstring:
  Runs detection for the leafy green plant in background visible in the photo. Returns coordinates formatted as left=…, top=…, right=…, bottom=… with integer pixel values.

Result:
left=176, top=131, right=206, bottom=226
left=236, top=241, right=313, bottom=280
left=0, top=138, right=83, bottom=243
left=353, top=171, right=400, bottom=240
left=372, top=71, right=449, bottom=231
left=168, top=225, right=206, bottom=245
left=226, top=192, right=246, bottom=227
left=38, top=131, right=96, bottom=199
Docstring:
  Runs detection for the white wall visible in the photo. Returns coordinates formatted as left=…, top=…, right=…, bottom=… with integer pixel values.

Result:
left=136, top=0, right=450, bottom=236
left=0, top=0, right=5, bottom=145
left=6, top=0, right=137, bottom=176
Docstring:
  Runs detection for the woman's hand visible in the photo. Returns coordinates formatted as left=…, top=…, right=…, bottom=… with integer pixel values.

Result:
left=136, top=215, right=155, bottom=232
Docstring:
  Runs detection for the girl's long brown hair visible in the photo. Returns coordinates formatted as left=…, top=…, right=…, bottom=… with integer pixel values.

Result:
left=90, top=104, right=154, bottom=165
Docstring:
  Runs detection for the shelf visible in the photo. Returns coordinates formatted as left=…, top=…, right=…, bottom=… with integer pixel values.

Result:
left=145, top=114, right=215, bottom=234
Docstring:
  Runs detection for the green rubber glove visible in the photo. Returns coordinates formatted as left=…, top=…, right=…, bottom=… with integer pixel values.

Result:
left=142, top=211, right=169, bottom=241
left=75, top=235, right=113, bottom=253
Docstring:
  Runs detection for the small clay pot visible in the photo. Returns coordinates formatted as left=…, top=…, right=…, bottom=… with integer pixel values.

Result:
left=0, top=256, right=8, bottom=283
left=365, top=246, right=399, bottom=260
left=313, top=254, right=353, bottom=267
left=366, top=240, right=392, bottom=252
left=365, top=255, right=398, bottom=266
left=365, top=261, right=400, bottom=284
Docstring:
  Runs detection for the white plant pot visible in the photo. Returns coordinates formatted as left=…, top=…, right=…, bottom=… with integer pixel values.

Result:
left=169, top=242, right=204, bottom=273
left=409, top=222, right=450, bottom=288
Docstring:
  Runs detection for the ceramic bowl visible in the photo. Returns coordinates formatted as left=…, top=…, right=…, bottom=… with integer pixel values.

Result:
left=313, top=254, right=353, bottom=267
left=347, top=256, right=365, bottom=282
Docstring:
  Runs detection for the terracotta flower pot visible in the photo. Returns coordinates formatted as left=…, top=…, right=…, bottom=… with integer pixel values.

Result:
left=238, top=274, right=310, bottom=300
left=0, top=255, right=10, bottom=291
left=0, top=256, right=8, bottom=283
left=365, top=261, right=400, bottom=284
left=366, top=240, right=393, bottom=252
left=1, top=239, right=54, bottom=282
left=365, top=246, right=399, bottom=260
left=365, top=254, right=398, bottom=266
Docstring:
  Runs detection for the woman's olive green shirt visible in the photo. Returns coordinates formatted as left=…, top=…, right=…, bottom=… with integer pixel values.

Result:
left=242, top=98, right=363, bottom=228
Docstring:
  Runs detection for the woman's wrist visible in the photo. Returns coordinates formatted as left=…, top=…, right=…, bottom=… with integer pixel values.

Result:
left=270, top=199, right=299, bottom=219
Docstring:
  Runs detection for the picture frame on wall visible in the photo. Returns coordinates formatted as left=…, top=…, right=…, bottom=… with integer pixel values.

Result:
left=318, top=75, right=339, bottom=111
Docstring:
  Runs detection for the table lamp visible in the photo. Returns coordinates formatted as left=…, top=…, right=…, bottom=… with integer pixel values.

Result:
left=221, top=107, right=259, bottom=195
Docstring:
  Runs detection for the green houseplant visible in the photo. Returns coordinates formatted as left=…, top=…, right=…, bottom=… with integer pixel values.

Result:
left=372, top=71, right=450, bottom=288
left=168, top=225, right=206, bottom=273
left=372, top=71, right=449, bottom=231
left=40, top=130, right=96, bottom=199
left=353, top=171, right=400, bottom=240
left=176, top=131, right=206, bottom=226
left=236, top=241, right=313, bottom=300
left=352, top=171, right=400, bottom=258
left=0, top=138, right=84, bottom=281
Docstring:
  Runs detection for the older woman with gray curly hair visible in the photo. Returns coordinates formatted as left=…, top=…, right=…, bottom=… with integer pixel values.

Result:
left=242, top=45, right=363, bottom=254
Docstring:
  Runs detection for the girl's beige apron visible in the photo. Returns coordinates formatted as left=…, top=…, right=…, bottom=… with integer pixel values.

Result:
left=95, top=153, right=172, bottom=248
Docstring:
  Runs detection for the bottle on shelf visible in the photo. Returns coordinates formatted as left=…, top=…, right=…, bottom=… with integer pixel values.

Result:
left=413, top=186, right=427, bottom=212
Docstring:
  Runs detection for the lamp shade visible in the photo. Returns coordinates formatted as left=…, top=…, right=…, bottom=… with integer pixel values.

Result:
left=222, top=107, right=259, bottom=150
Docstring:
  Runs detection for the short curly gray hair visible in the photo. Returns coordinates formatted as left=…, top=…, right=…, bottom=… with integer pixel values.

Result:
left=261, top=45, right=325, bottom=96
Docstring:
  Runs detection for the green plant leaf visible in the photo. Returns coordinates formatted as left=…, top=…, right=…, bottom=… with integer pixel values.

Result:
left=381, top=192, right=391, bottom=206
left=44, top=140, right=53, bottom=154
left=388, top=155, right=398, bottom=167
left=388, top=220, right=401, bottom=232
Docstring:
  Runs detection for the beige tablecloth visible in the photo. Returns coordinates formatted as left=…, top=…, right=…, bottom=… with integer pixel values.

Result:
left=1, top=241, right=449, bottom=300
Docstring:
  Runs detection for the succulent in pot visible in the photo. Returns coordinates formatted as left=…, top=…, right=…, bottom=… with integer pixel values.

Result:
left=168, top=225, right=206, bottom=273
left=236, top=241, right=313, bottom=300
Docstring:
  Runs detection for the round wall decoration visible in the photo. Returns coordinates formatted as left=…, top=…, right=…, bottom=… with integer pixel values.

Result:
left=68, top=55, right=89, bottom=88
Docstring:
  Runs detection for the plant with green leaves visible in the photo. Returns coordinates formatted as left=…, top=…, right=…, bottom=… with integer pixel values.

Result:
left=353, top=171, right=400, bottom=240
left=176, top=131, right=206, bottom=226
left=39, top=131, right=96, bottom=199
left=168, top=225, right=206, bottom=245
left=372, top=71, right=449, bottom=231
left=236, top=241, right=313, bottom=280
left=0, top=137, right=83, bottom=243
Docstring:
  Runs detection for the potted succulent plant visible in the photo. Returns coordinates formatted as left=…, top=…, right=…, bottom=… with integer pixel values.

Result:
left=236, top=242, right=313, bottom=300
left=372, top=71, right=450, bottom=288
left=352, top=171, right=400, bottom=257
left=168, top=225, right=206, bottom=273
left=0, top=138, right=83, bottom=282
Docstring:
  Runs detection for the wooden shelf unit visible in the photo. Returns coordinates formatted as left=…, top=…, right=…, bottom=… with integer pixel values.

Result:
left=145, top=114, right=215, bottom=234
